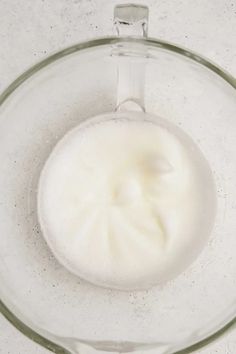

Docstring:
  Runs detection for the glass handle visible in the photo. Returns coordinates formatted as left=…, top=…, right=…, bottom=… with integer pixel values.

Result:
left=114, top=4, right=149, bottom=112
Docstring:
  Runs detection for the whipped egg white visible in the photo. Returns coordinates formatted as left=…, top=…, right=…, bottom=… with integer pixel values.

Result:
left=38, top=112, right=216, bottom=290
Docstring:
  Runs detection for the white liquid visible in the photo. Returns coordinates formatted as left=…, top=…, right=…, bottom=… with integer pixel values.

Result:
left=38, top=112, right=216, bottom=290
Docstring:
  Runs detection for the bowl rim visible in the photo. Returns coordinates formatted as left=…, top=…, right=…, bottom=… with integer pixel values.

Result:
left=0, top=36, right=235, bottom=354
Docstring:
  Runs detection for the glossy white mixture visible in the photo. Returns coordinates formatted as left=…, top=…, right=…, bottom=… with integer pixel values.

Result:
left=38, top=112, right=216, bottom=290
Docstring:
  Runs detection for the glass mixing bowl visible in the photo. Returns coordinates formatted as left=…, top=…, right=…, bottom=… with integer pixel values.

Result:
left=0, top=4, right=236, bottom=354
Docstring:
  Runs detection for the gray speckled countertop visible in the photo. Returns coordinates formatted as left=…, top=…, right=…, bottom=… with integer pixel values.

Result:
left=0, top=0, right=235, bottom=353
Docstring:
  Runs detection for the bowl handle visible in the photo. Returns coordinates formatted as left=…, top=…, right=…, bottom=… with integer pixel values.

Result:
left=114, top=4, right=149, bottom=112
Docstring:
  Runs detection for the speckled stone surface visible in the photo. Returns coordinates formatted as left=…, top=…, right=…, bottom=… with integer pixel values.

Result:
left=0, top=0, right=236, bottom=353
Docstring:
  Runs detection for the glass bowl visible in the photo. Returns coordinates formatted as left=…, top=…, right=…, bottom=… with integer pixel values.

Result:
left=0, top=4, right=236, bottom=354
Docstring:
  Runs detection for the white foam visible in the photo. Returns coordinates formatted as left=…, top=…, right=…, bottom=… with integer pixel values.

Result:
left=38, top=112, right=216, bottom=290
